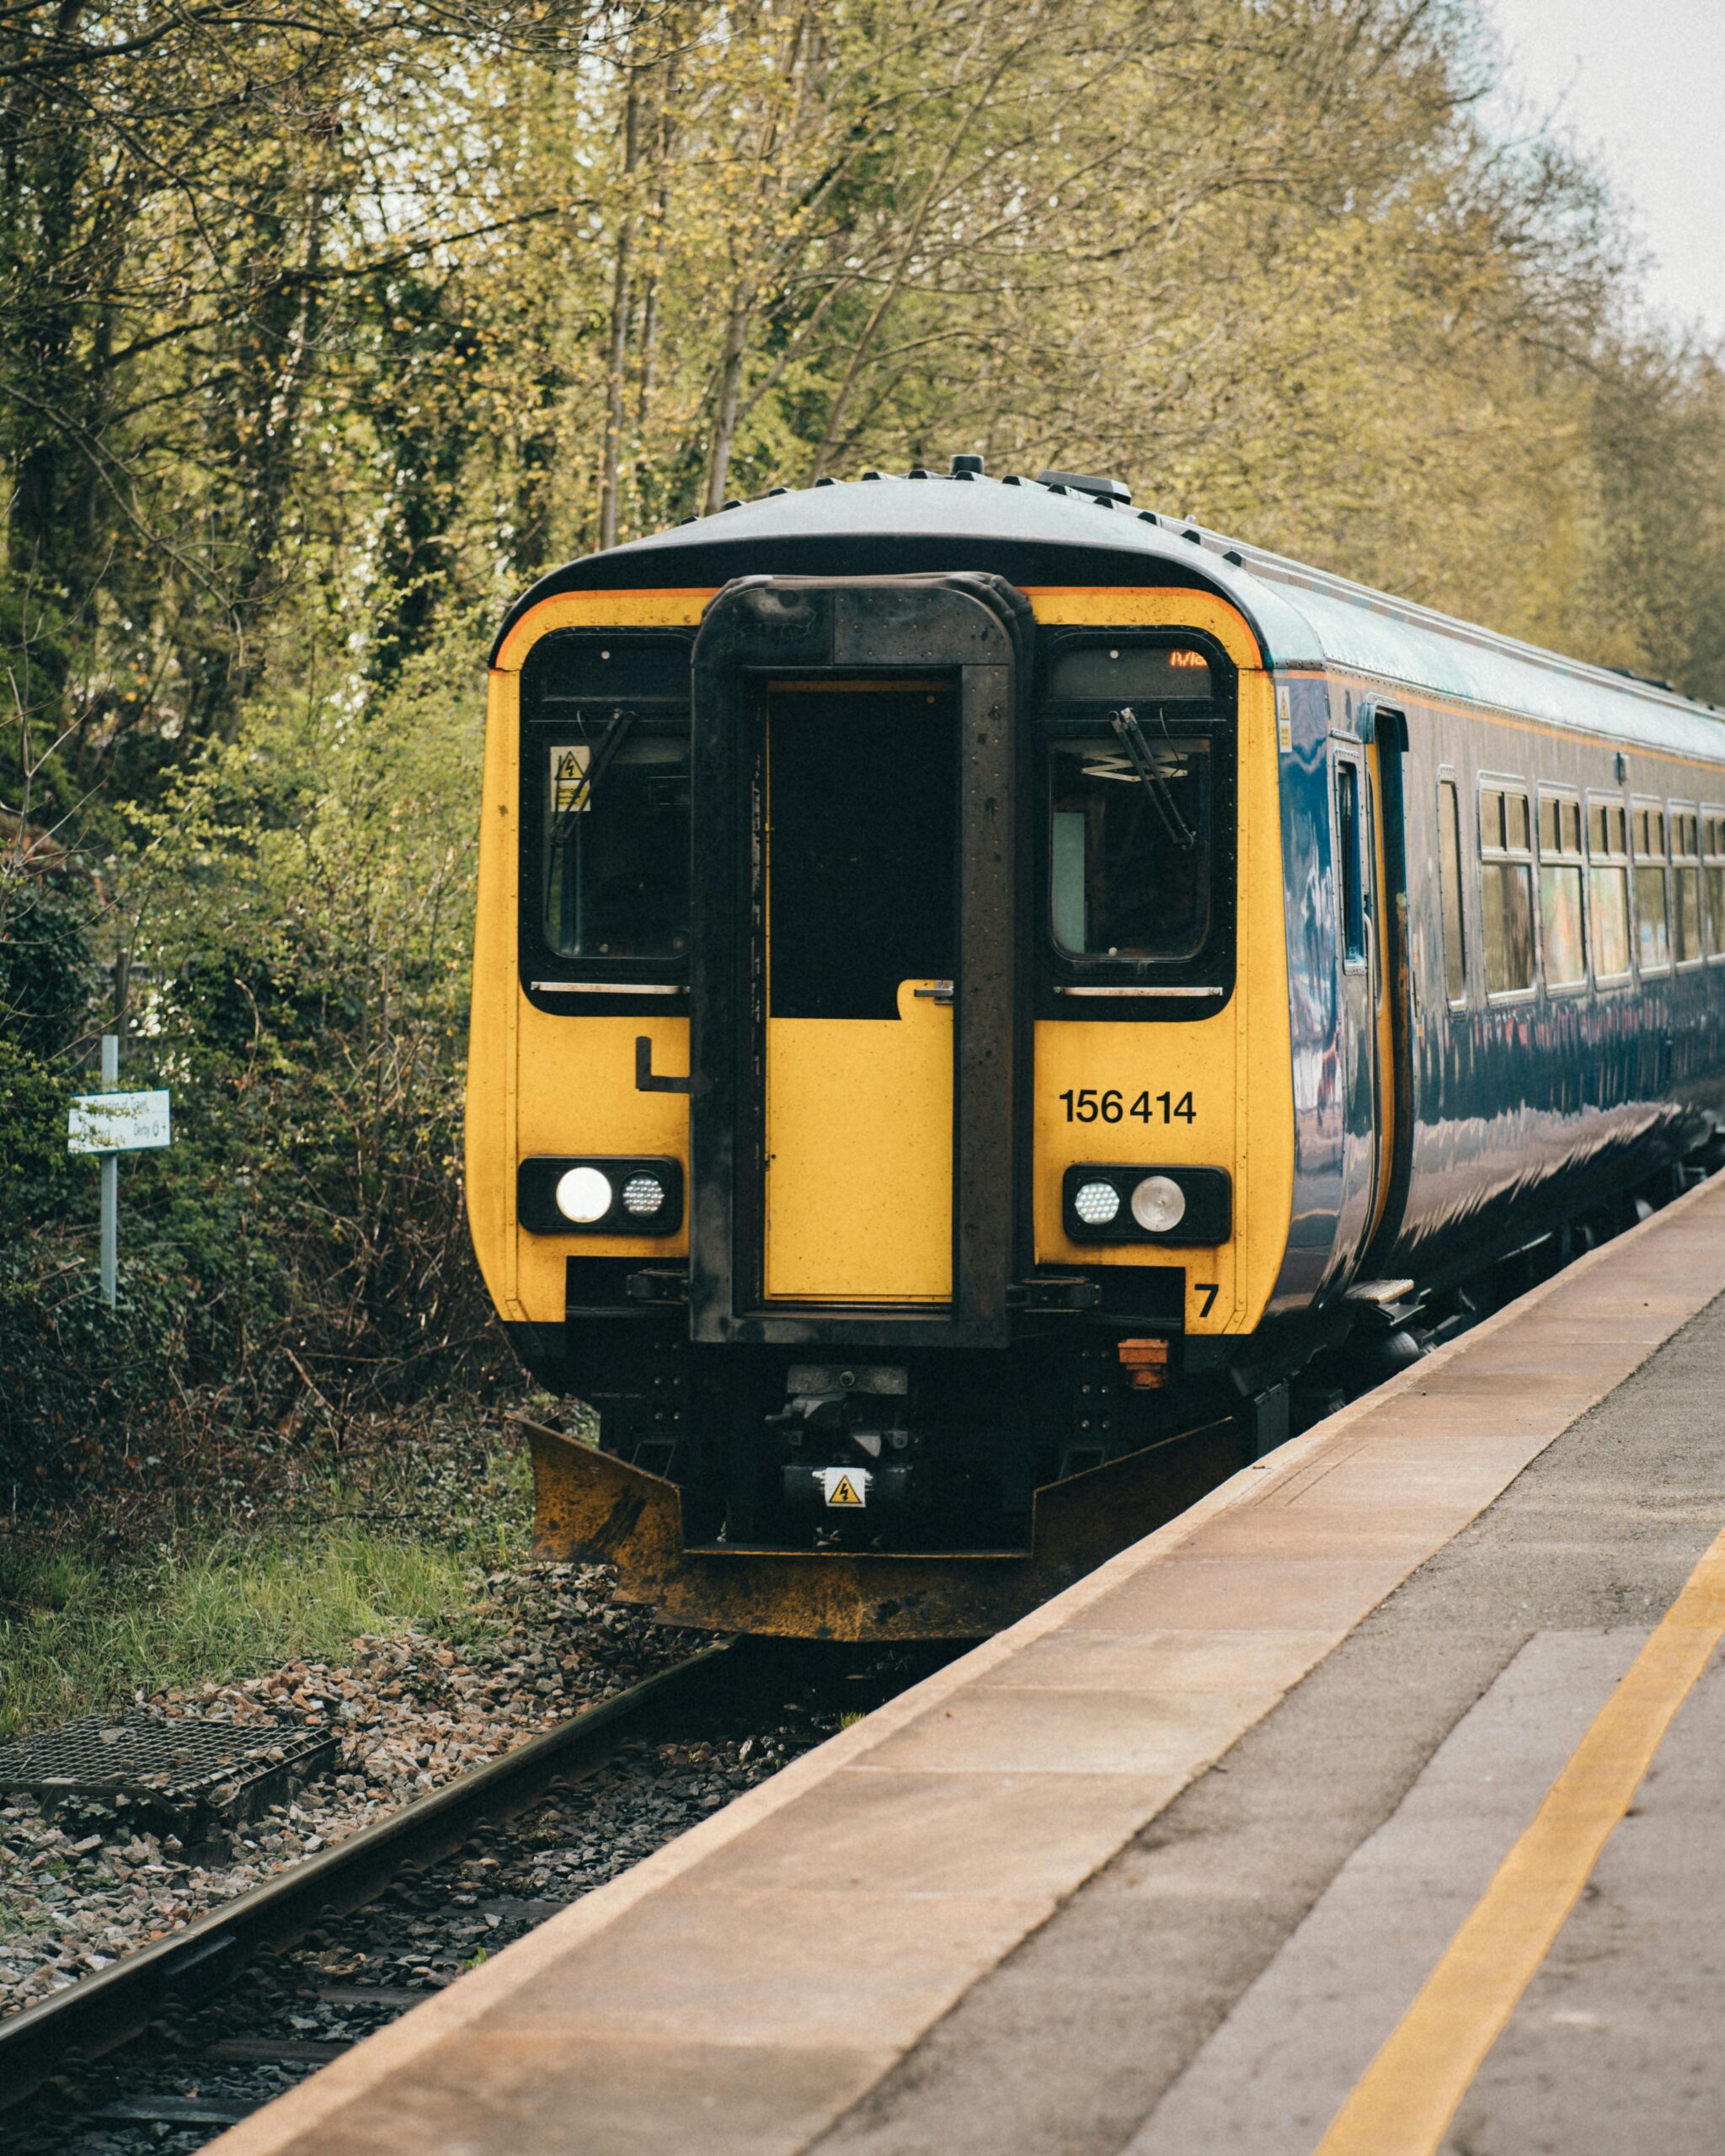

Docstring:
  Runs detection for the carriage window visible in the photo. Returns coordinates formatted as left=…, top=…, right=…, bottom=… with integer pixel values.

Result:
left=1588, top=799, right=1631, bottom=979
left=542, top=726, right=691, bottom=958
left=1048, top=728, right=1212, bottom=960
left=1671, top=808, right=1702, bottom=964
left=1335, top=760, right=1365, bottom=965
left=1632, top=802, right=1670, bottom=974
left=1704, top=811, right=1725, bottom=958
left=1537, top=793, right=1585, bottom=988
left=1439, top=778, right=1466, bottom=1003
left=1480, top=782, right=1535, bottom=995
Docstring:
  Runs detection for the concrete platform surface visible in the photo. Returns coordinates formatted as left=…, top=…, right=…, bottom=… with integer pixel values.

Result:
left=211, top=1174, right=1725, bottom=2156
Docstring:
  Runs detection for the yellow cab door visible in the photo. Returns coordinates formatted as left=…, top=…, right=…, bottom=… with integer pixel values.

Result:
left=761, top=680, right=957, bottom=1301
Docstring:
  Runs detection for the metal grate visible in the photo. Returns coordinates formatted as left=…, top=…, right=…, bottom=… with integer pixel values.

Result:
left=0, top=1712, right=334, bottom=1823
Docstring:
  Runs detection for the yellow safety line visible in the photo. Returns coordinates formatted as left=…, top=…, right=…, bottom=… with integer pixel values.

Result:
left=1312, top=1524, right=1725, bottom=2156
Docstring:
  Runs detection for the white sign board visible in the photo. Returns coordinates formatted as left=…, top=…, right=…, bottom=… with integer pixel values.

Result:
left=68, top=1089, right=172, bottom=1155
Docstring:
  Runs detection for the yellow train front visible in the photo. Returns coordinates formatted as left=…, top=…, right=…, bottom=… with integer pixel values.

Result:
left=466, top=459, right=1725, bottom=1638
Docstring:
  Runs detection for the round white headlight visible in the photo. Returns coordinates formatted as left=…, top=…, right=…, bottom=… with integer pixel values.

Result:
left=555, top=1166, right=614, bottom=1224
left=1131, top=1174, right=1187, bottom=1234
left=1073, top=1179, right=1121, bottom=1226
left=622, top=1173, right=666, bottom=1218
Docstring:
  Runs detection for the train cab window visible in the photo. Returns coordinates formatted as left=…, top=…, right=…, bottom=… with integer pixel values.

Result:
left=1671, top=808, right=1703, bottom=964
left=1439, top=779, right=1467, bottom=1003
left=1479, top=782, right=1535, bottom=995
left=542, top=730, right=692, bottom=958
left=1587, top=799, right=1632, bottom=980
left=1632, top=802, right=1670, bottom=974
left=524, top=631, right=693, bottom=972
left=1537, top=793, right=1585, bottom=989
left=1703, top=812, right=1725, bottom=958
left=1049, top=732, right=1211, bottom=958
left=1043, top=634, right=1229, bottom=978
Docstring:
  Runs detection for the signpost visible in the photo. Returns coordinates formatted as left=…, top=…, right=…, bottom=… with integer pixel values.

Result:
left=67, top=1036, right=172, bottom=1308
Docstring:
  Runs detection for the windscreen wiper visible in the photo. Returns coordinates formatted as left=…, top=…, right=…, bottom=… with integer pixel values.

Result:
left=1110, top=706, right=1196, bottom=849
left=550, top=706, right=636, bottom=844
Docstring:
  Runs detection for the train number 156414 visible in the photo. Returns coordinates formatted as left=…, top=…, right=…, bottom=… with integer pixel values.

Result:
left=1058, top=1088, right=1196, bottom=1125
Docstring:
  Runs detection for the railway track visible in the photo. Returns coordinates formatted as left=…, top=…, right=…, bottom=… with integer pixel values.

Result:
left=0, top=1639, right=736, bottom=2131
left=4, top=1633, right=948, bottom=2154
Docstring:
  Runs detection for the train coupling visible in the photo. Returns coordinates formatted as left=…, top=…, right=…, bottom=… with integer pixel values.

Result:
left=766, top=1363, right=921, bottom=1518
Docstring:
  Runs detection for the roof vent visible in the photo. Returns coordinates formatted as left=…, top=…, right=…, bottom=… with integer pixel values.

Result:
left=1606, top=664, right=1676, bottom=694
left=907, top=466, right=932, bottom=479
left=950, top=453, right=985, bottom=478
left=1037, top=469, right=1132, bottom=506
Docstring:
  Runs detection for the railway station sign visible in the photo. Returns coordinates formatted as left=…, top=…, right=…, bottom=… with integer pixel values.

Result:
left=67, top=1041, right=174, bottom=1307
left=67, top=1087, right=171, bottom=1154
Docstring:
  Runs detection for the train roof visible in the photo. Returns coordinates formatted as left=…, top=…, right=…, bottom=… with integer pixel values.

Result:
left=497, top=470, right=1725, bottom=765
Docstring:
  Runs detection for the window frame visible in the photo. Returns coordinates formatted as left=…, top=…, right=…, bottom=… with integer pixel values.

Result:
left=516, top=627, right=697, bottom=1011
left=1437, top=771, right=1469, bottom=1010
left=1702, top=806, right=1725, bottom=963
left=1334, top=751, right=1367, bottom=973
left=1669, top=802, right=1705, bottom=969
left=1585, top=792, right=1633, bottom=986
left=1033, top=626, right=1239, bottom=1022
left=1535, top=785, right=1588, bottom=995
left=1631, top=794, right=1672, bottom=977
left=1477, top=772, right=1538, bottom=1002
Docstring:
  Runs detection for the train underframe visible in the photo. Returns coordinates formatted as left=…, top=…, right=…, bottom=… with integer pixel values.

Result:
left=514, top=1137, right=1724, bottom=1642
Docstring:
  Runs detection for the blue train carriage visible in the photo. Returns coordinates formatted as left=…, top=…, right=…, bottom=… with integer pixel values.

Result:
left=465, top=463, right=1725, bottom=1640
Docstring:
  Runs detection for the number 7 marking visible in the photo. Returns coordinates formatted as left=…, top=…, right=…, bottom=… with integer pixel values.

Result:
left=1195, top=1282, right=1220, bottom=1318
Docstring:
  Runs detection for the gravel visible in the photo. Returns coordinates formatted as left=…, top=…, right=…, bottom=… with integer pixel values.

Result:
left=0, top=1564, right=702, bottom=2020
left=6, top=1635, right=932, bottom=2156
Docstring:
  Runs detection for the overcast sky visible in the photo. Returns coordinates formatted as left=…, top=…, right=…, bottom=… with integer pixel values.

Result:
left=1481, top=0, right=1725, bottom=346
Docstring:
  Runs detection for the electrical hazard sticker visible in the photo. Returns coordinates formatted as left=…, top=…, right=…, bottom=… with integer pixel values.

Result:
left=549, top=744, right=592, bottom=814
left=820, top=1468, right=869, bottom=1508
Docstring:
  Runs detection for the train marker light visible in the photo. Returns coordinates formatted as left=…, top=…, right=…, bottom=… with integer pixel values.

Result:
left=1131, top=1175, right=1187, bottom=1234
left=1073, top=1179, right=1121, bottom=1225
left=622, top=1173, right=667, bottom=1219
left=555, top=1166, right=614, bottom=1223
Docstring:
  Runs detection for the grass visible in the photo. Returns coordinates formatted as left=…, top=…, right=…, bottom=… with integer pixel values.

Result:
left=0, top=1439, right=532, bottom=1737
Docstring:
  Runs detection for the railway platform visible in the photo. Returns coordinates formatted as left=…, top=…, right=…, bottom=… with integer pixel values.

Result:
left=211, top=1172, right=1725, bottom=2156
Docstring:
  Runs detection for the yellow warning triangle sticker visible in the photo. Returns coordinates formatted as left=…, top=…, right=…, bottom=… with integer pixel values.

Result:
left=827, top=1474, right=863, bottom=1507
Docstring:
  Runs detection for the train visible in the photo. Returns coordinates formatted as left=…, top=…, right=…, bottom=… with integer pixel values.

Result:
left=464, top=457, right=1725, bottom=1639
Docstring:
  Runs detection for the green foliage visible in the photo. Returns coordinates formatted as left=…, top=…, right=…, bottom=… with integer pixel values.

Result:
left=0, top=1443, right=529, bottom=1734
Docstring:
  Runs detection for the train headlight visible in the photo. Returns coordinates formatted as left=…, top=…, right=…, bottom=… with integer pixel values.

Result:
left=1073, top=1179, right=1121, bottom=1226
left=555, top=1166, right=615, bottom=1223
left=1061, top=1164, right=1231, bottom=1245
left=519, top=1155, right=684, bottom=1236
left=1131, top=1175, right=1187, bottom=1234
left=622, top=1173, right=666, bottom=1219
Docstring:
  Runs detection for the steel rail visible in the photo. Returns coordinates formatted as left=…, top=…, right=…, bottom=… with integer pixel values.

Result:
left=0, top=1637, right=735, bottom=2111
